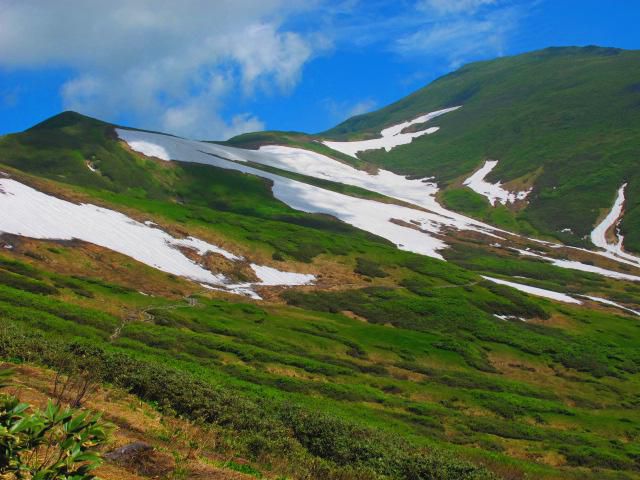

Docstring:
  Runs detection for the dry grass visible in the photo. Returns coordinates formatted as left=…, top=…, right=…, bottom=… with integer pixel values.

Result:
left=3, top=363, right=262, bottom=480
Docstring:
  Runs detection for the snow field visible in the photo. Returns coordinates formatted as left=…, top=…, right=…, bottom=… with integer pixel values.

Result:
left=321, top=106, right=461, bottom=158
left=462, top=160, right=531, bottom=206
left=0, top=178, right=314, bottom=298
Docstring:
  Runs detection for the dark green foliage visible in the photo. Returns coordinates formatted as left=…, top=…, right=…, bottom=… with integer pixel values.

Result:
left=0, top=269, right=58, bottom=295
left=0, top=326, right=493, bottom=480
left=354, top=257, right=388, bottom=278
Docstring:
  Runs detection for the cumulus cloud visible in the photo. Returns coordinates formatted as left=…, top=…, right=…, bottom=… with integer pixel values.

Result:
left=0, top=0, right=315, bottom=139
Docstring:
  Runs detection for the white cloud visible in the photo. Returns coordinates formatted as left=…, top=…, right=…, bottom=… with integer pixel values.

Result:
left=322, top=98, right=377, bottom=123
left=419, top=0, right=498, bottom=15
left=0, top=0, right=316, bottom=139
left=346, top=99, right=377, bottom=117
left=395, top=2, right=522, bottom=67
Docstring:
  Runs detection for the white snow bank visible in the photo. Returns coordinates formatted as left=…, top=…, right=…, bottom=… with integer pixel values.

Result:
left=126, top=139, right=170, bottom=160
left=482, top=275, right=581, bottom=304
left=590, top=183, right=640, bottom=266
left=0, top=178, right=225, bottom=285
left=117, top=128, right=500, bottom=259
left=581, top=295, right=640, bottom=316
left=0, top=178, right=314, bottom=297
left=494, top=314, right=526, bottom=321
left=117, top=128, right=640, bottom=284
left=322, top=106, right=460, bottom=158
left=253, top=145, right=498, bottom=236
left=250, top=264, right=315, bottom=286
left=512, top=247, right=640, bottom=282
left=463, top=160, right=531, bottom=206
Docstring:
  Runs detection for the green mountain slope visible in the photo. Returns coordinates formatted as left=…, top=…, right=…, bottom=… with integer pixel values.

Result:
left=321, top=47, right=640, bottom=250
left=1, top=49, right=640, bottom=479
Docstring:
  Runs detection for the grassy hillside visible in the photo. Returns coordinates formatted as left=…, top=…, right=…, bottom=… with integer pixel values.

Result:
left=1, top=103, right=640, bottom=478
left=322, top=47, right=640, bottom=250
left=1, top=247, right=640, bottom=479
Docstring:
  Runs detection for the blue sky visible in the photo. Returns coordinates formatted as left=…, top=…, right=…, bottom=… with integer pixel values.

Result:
left=1, top=0, right=639, bottom=139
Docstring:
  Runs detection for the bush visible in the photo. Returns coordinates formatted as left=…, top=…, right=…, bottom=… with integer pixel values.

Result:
left=0, top=368, right=109, bottom=479
left=0, top=326, right=494, bottom=480
left=354, top=257, right=388, bottom=278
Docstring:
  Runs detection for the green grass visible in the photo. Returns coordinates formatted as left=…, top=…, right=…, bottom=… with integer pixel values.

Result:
left=322, top=47, right=640, bottom=251
left=0, top=253, right=639, bottom=478
left=1, top=95, right=640, bottom=478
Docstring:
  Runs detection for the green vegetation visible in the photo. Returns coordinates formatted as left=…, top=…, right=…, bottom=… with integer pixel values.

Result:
left=1, top=56, right=640, bottom=479
left=441, top=188, right=538, bottom=235
left=323, top=47, right=640, bottom=250
left=0, top=250, right=639, bottom=479
left=0, top=369, right=109, bottom=479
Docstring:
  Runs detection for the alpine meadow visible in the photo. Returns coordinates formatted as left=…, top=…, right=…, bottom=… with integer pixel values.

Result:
left=1, top=4, right=640, bottom=479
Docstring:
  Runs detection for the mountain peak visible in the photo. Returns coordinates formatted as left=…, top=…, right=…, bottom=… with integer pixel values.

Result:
left=28, top=110, right=109, bottom=131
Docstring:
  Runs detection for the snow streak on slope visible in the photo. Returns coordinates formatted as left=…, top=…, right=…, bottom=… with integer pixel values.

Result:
left=463, top=160, right=531, bottom=206
left=590, top=183, right=640, bottom=266
left=117, top=128, right=504, bottom=259
left=322, top=106, right=461, bottom=158
left=247, top=145, right=499, bottom=234
left=511, top=248, right=640, bottom=282
left=117, top=128, right=640, bottom=285
left=481, top=276, right=582, bottom=304
left=250, top=264, right=315, bottom=286
left=581, top=295, right=640, bottom=316
left=0, top=178, right=314, bottom=296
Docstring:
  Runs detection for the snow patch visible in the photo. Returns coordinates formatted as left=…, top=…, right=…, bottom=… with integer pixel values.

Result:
left=482, top=275, right=581, bottom=304
left=117, top=128, right=505, bottom=259
left=321, top=106, right=460, bottom=158
left=512, top=247, right=640, bottom=282
left=126, top=139, right=170, bottom=160
left=0, top=178, right=314, bottom=298
left=117, top=128, right=640, bottom=284
left=172, top=236, right=241, bottom=261
left=494, top=314, right=526, bottom=321
left=250, top=264, right=315, bottom=286
left=463, top=160, right=531, bottom=206
left=581, top=295, right=640, bottom=316
left=590, top=183, right=640, bottom=266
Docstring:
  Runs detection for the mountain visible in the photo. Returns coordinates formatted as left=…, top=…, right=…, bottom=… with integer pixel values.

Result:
left=318, top=46, right=640, bottom=249
left=1, top=47, right=640, bottom=480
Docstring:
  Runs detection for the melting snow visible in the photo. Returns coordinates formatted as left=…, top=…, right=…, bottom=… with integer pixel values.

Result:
left=581, top=295, right=640, bottom=316
left=463, top=160, right=531, bottom=206
left=250, top=264, right=315, bottom=286
left=590, top=183, right=640, bottom=267
left=251, top=145, right=499, bottom=235
left=512, top=247, right=640, bottom=282
left=172, top=236, right=241, bottom=261
left=482, top=276, right=581, bottom=304
left=0, top=178, right=314, bottom=297
left=117, top=128, right=640, bottom=285
left=494, top=314, right=526, bottom=321
left=321, top=106, right=460, bottom=158
left=126, top=139, right=170, bottom=160
left=117, top=128, right=505, bottom=259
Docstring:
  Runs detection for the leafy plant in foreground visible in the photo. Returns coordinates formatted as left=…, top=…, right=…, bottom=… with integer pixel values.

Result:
left=0, top=368, right=109, bottom=480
